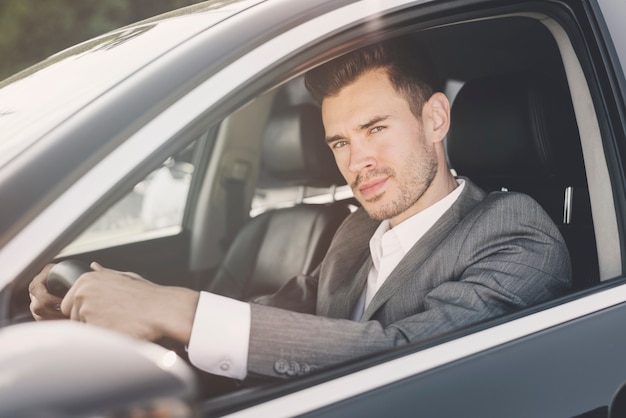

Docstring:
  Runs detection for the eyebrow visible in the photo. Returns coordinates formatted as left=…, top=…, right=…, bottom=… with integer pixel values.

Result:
left=325, top=134, right=343, bottom=145
left=324, top=115, right=391, bottom=144
left=358, top=115, right=390, bottom=131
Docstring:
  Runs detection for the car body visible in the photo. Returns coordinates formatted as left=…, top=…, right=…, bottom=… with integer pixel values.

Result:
left=1, top=0, right=626, bottom=416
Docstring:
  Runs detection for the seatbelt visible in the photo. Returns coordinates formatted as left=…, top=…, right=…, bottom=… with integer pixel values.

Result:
left=221, top=159, right=250, bottom=251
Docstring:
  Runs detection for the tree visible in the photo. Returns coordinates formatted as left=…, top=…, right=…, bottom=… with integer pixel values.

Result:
left=0, top=0, right=205, bottom=80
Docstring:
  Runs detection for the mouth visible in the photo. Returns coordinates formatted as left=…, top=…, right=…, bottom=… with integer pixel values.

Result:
left=357, top=177, right=389, bottom=200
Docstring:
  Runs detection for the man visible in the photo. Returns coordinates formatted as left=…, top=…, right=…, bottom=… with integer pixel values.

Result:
left=29, top=38, right=571, bottom=380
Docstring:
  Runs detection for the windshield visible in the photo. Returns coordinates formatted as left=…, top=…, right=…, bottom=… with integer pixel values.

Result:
left=0, top=0, right=262, bottom=168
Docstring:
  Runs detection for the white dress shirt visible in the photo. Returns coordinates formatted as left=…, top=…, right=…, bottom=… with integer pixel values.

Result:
left=188, top=179, right=465, bottom=379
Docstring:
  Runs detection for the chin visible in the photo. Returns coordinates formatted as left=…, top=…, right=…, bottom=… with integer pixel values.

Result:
left=363, top=204, right=396, bottom=222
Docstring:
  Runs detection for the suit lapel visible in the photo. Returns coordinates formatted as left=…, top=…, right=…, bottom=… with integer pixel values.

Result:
left=323, top=255, right=371, bottom=319
left=361, top=178, right=486, bottom=321
left=316, top=208, right=377, bottom=319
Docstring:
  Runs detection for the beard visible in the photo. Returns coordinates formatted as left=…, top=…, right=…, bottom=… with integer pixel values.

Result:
left=352, top=142, right=438, bottom=222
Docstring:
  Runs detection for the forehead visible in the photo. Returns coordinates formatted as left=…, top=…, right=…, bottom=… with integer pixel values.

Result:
left=321, top=69, right=411, bottom=130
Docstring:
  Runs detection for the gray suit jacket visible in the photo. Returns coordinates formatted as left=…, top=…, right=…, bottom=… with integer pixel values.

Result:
left=250, top=179, right=571, bottom=377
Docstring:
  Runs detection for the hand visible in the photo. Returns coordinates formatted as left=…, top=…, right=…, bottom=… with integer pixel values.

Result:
left=60, top=262, right=199, bottom=344
left=29, top=264, right=67, bottom=320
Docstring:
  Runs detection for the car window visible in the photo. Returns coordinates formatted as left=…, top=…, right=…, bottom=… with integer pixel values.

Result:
left=61, top=142, right=197, bottom=254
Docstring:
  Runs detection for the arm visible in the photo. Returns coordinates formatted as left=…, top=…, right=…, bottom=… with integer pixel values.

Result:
left=245, top=193, right=571, bottom=377
left=43, top=262, right=200, bottom=344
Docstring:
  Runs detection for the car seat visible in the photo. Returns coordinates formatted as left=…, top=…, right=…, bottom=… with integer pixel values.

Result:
left=447, top=72, right=599, bottom=290
left=207, top=104, right=351, bottom=300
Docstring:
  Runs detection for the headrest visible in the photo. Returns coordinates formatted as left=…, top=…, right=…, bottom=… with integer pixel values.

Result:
left=447, top=72, right=585, bottom=188
left=262, top=104, right=345, bottom=187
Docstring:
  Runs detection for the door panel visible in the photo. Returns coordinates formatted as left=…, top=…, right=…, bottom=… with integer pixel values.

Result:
left=303, top=293, right=626, bottom=417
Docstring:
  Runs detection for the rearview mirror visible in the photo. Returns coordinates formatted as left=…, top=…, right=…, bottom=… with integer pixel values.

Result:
left=0, top=321, right=197, bottom=417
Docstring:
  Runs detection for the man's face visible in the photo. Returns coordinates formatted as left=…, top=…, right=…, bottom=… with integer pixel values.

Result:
left=322, top=68, right=439, bottom=226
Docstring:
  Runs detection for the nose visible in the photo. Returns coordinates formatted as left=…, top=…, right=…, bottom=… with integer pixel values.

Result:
left=348, top=141, right=376, bottom=174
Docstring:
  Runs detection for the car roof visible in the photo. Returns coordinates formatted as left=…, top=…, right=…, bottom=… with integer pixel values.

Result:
left=0, top=0, right=266, bottom=169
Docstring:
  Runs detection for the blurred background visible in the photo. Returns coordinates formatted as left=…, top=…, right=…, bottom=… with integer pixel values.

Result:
left=0, top=0, right=205, bottom=80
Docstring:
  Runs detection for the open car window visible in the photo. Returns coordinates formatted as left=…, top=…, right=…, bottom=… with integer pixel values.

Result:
left=194, top=4, right=623, bottom=414
left=2, top=1, right=626, bottom=417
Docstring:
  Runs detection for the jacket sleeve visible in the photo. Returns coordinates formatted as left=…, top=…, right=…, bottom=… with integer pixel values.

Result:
left=252, top=269, right=320, bottom=314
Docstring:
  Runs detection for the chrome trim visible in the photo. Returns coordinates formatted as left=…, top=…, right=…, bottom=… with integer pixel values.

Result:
left=563, top=186, right=573, bottom=224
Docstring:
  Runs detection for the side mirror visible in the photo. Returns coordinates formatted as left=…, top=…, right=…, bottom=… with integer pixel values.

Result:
left=0, top=321, right=197, bottom=417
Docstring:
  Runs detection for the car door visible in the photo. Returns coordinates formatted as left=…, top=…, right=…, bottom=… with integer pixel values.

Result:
left=198, top=1, right=626, bottom=416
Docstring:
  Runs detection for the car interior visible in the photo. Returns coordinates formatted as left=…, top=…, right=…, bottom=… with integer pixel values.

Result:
left=188, top=12, right=606, bottom=302
left=6, top=2, right=621, bottom=408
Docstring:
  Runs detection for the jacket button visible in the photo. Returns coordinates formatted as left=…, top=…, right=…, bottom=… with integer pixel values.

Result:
left=299, top=363, right=311, bottom=375
left=274, top=359, right=289, bottom=375
left=286, top=361, right=301, bottom=376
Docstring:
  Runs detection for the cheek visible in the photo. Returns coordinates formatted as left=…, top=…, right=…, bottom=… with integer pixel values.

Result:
left=332, top=152, right=353, bottom=181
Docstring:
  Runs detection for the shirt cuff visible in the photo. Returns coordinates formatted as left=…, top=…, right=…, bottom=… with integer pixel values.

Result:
left=187, top=291, right=250, bottom=380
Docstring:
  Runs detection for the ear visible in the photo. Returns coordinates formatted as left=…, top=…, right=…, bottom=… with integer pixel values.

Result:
left=422, top=92, right=450, bottom=144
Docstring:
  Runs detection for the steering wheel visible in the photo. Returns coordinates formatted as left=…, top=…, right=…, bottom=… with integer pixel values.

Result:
left=46, top=260, right=92, bottom=297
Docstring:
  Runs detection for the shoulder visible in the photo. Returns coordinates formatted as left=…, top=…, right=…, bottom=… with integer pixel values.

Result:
left=477, top=191, right=548, bottom=217
left=457, top=190, right=560, bottom=241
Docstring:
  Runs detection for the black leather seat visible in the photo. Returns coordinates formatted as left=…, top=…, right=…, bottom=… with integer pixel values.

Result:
left=207, top=104, right=350, bottom=300
left=447, top=72, right=598, bottom=290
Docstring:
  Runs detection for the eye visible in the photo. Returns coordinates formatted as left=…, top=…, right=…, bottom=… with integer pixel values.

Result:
left=370, top=126, right=385, bottom=134
left=331, top=140, right=349, bottom=150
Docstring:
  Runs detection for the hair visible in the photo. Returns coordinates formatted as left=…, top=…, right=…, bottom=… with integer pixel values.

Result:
left=305, top=37, right=441, bottom=118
